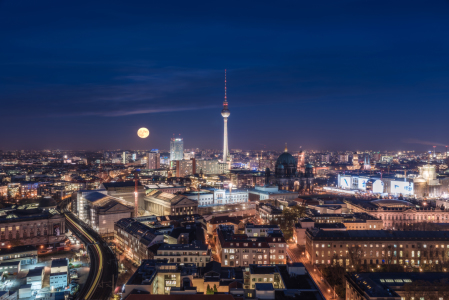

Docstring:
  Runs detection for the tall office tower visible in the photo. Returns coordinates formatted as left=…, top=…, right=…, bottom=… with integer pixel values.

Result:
left=363, top=154, right=371, bottom=170
left=147, top=152, right=160, bottom=170
left=122, top=151, right=128, bottom=164
left=170, top=136, right=184, bottom=161
left=353, top=152, right=360, bottom=169
left=221, top=69, right=230, bottom=162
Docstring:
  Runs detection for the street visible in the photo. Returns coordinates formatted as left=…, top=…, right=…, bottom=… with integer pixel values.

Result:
left=287, top=244, right=337, bottom=300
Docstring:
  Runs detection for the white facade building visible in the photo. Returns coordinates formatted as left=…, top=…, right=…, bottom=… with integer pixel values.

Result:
left=183, top=188, right=248, bottom=207
left=50, top=259, right=68, bottom=290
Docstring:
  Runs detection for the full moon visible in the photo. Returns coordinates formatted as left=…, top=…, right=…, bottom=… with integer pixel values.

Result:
left=137, top=127, right=150, bottom=138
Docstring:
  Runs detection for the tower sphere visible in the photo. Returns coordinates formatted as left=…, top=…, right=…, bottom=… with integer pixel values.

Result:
left=221, top=109, right=230, bottom=118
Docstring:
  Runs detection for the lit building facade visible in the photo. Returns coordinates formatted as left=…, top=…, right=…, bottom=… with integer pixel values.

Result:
left=0, top=205, right=65, bottom=248
left=306, top=230, right=449, bottom=268
left=170, top=137, right=184, bottom=161
left=182, top=188, right=248, bottom=207
left=147, top=152, right=160, bottom=170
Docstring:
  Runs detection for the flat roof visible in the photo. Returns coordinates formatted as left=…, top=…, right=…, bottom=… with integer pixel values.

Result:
left=255, top=283, right=274, bottom=290
left=347, top=272, right=449, bottom=298
left=27, top=267, right=44, bottom=277
left=0, top=261, right=20, bottom=266
left=125, top=295, right=235, bottom=300
left=51, top=258, right=68, bottom=268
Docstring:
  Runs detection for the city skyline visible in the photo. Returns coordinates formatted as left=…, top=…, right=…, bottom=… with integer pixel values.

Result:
left=2, top=0, right=449, bottom=151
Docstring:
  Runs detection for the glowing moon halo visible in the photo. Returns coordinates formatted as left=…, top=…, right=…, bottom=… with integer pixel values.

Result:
left=137, top=127, right=149, bottom=138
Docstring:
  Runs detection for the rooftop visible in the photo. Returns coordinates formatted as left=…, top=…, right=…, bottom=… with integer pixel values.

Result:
left=102, top=181, right=143, bottom=189
left=255, top=283, right=274, bottom=291
left=346, top=272, right=449, bottom=298
left=158, top=242, right=208, bottom=252
left=309, top=230, right=449, bottom=240
left=246, top=223, right=280, bottom=229
left=26, top=267, right=44, bottom=277
left=124, top=295, right=235, bottom=300
left=51, top=258, right=68, bottom=268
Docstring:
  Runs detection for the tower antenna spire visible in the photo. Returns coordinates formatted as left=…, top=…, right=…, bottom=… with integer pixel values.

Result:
left=224, top=69, right=227, bottom=102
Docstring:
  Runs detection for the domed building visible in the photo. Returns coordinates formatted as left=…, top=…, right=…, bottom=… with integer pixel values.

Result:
left=271, top=143, right=315, bottom=192
left=275, top=144, right=297, bottom=178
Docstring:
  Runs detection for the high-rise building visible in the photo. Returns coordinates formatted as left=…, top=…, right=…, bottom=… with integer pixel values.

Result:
left=221, top=70, right=230, bottom=163
left=352, top=152, right=360, bottom=169
left=339, top=154, right=348, bottom=163
left=122, top=151, right=128, bottom=164
left=147, top=152, right=160, bottom=170
left=170, top=136, right=184, bottom=161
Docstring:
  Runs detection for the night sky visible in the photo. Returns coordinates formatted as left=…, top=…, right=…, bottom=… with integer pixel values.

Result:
left=1, top=0, right=449, bottom=152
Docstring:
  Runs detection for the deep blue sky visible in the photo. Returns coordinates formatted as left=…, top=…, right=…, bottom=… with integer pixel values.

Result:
left=1, top=0, right=449, bottom=152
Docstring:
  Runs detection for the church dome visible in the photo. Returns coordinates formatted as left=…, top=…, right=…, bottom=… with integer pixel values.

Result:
left=276, top=152, right=297, bottom=166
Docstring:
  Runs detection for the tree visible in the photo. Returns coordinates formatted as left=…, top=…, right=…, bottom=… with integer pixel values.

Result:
left=347, top=246, right=362, bottom=272
left=320, top=255, right=346, bottom=298
left=206, top=284, right=213, bottom=295
left=213, top=284, right=218, bottom=293
left=273, top=205, right=306, bottom=240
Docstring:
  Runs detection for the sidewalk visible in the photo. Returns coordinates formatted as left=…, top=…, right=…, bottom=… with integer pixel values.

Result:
left=287, top=243, right=338, bottom=300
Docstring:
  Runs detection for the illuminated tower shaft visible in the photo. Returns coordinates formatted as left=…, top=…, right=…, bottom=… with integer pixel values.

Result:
left=223, top=117, right=228, bottom=161
left=221, top=69, right=230, bottom=162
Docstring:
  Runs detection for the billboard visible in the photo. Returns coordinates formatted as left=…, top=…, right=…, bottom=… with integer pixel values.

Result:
left=53, top=224, right=61, bottom=236
left=372, top=180, right=384, bottom=194
left=391, top=181, right=414, bottom=195
left=339, top=176, right=351, bottom=189
left=358, top=178, right=368, bottom=191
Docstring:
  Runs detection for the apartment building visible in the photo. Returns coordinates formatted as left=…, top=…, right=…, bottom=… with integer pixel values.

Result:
left=309, top=213, right=383, bottom=230
left=154, top=241, right=211, bottom=267
left=216, top=225, right=287, bottom=267
left=306, top=230, right=449, bottom=268
left=245, top=224, right=282, bottom=237
left=114, top=218, right=175, bottom=264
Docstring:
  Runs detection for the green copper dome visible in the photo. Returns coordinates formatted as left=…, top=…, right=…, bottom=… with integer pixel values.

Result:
left=276, top=152, right=297, bottom=166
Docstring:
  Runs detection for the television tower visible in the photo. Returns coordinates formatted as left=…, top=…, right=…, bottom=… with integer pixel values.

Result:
left=221, top=69, right=230, bottom=162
